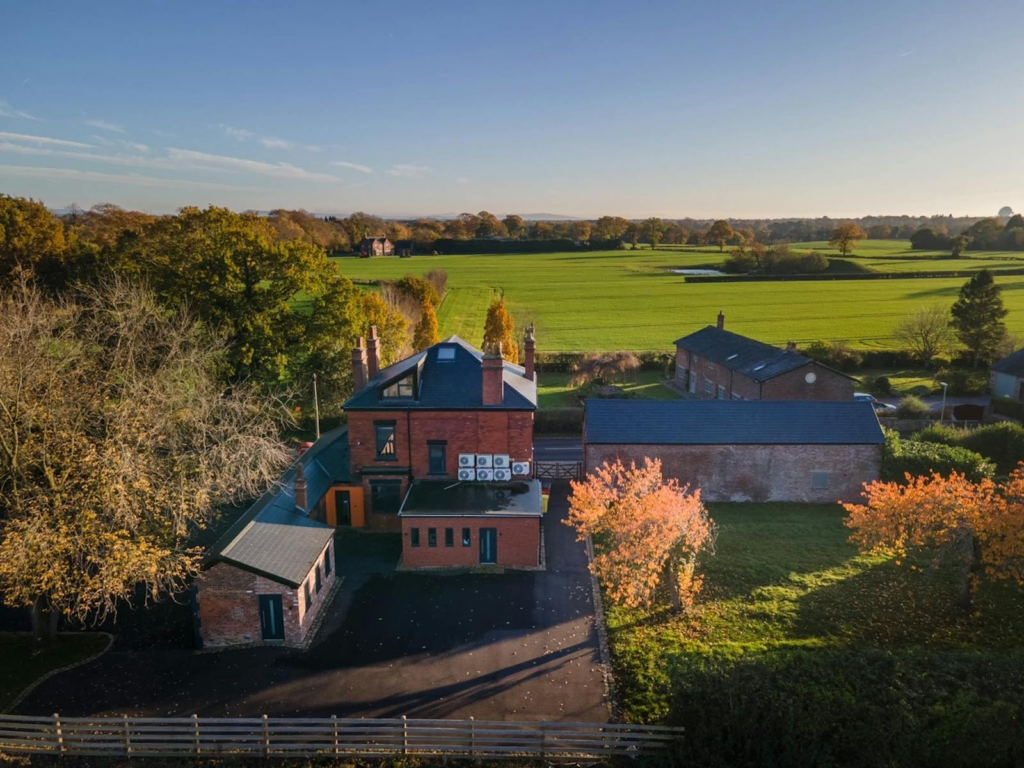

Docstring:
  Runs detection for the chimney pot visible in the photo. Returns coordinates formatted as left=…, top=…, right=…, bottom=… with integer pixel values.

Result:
left=786, top=341, right=798, bottom=353
left=295, top=462, right=308, bottom=511
left=367, top=325, right=381, bottom=379
left=351, top=336, right=368, bottom=392
left=717, top=310, right=725, bottom=330
left=524, top=326, right=536, bottom=381
left=482, top=342, right=504, bottom=405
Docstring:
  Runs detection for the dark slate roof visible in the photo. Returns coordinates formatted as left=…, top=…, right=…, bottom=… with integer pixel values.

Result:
left=674, top=326, right=827, bottom=382
left=992, top=348, right=1024, bottom=378
left=344, top=336, right=537, bottom=411
left=207, top=426, right=351, bottom=586
left=585, top=399, right=885, bottom=446
left=400, top=479, right=543, bottom=517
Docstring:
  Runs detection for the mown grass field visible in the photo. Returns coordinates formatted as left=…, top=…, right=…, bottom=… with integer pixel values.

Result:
left=605, top=504, right=1024, bottom=765
left=333, top=240, right=1024, bottom=352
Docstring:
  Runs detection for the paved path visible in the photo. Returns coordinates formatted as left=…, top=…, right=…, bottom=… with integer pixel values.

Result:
left=535, top=437, right=583, bottom=462
left=18, top=485, right=610, bottom=723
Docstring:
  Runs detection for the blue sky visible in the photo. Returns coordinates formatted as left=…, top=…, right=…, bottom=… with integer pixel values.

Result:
left=2, top=0, right=1023, bottom=218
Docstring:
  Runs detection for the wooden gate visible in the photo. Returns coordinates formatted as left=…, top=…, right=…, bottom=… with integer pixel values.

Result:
left=535, top=461, right=582, bottom=480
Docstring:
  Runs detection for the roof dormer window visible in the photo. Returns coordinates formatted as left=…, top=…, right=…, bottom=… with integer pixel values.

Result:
left=383, top=374, right=414, bottom=399
left=437, top=346, right=456, bottom=362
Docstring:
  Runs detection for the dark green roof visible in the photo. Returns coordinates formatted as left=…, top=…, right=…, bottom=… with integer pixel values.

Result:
left=207, top=426, right=351, bottom=587
left=400, top=479, right=543, bottom=517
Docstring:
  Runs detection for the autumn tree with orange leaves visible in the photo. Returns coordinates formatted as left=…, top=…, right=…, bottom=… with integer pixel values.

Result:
left=566, top=458, right=715, bottom=612
left=844, top=468, right=1024, bottom=611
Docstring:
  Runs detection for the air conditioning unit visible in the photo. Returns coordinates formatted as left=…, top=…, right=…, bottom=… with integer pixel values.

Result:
left=476, top=454, right=493, bottom=468
left=512, top=461, right=530, bottom=476
left=458, top=467, right=476, bottom=481
left=459, top=454, right=476, bottom=468
left=476, top=467, right=494, bottom=481
left=493, top=468, right=511, bottom=481
left=493, top=454, right=510, bottom=469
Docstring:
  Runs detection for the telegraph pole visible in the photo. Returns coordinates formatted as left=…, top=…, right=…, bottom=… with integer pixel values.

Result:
left=313, top=373, right=321, bottom=440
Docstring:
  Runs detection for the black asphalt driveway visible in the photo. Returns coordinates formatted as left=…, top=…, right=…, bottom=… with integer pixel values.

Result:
left=18, top=484, right=609, bottom=722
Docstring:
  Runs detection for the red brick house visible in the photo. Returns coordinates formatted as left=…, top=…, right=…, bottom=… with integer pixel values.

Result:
left=195, top=427, right=356, bottom=648
left=359, top=237, right=394, bottom=257
left=344, top=330, right=542, bottom=567
left=674, top=312, right=855, bottom=401
left=583, top=399, right=884, bottom=503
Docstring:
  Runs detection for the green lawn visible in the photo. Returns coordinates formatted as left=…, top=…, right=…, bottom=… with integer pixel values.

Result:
left=856, top=367, right=936, bottom=394
left=333, top=242, right=1024, bottom=352
left=536, top=370, right=680, bottom=409
left=0, top=633, right=109, bottom=711
left=604, top=504, right=1024, bottom=764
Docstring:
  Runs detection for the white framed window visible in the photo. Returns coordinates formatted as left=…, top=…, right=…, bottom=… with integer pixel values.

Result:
left=717, top=385, right=727, bottom=400
left=732, top=392, right=743, bottom=400
left=704, top=379, right=715, bottom=396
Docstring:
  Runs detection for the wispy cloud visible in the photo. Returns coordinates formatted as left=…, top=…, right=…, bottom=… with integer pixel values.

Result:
left=0, top=131, right=92, bottom=148
left=0, top=100, right=41, bottom=121
left=220, top=124, right=254, bottom=141
left=165, top=147, right=340, bottom=181
left=259, top=136, right=293, bottom=150
left=119, top=139, right=150, bottom=153
left=303, top=145, right=322, bottom=153
left=0, top=164, right=248, bottom=191
left=83, top=118, right=126, bottom=134
left=386, top=163, right=432, bottom=178
left=331, top=160, right=373, bottom=174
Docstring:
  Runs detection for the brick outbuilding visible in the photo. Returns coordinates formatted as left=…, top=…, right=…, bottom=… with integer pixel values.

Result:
left=583, top=399, right=884, bottom=503
left=674, top=313, right=855, bottom=401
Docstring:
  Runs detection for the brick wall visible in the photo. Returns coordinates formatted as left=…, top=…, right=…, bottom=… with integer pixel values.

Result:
left=349, top=410, right=534, bottom=479
left=195, top=540, right=335, bottom=648
left=400, top=516, right=541, bottom=568
left=675, top=348, right=853, bottom=401
left=585, top=442, right=880, bottom=503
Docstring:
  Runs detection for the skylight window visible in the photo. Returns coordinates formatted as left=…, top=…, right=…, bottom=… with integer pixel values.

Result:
left=754, top=364, right=766, bottom=371
left=437, top=346, right=456, bottom=361
left=726, top=354, right=739, bottom=360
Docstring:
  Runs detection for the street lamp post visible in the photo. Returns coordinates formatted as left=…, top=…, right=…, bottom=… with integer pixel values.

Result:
left=939, top=381, right=948, bottom=425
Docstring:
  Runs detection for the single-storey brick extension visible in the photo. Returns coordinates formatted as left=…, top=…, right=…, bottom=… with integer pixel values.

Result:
left=584, top=399, right=884, bottom=503
left=675, top=312, right=855, bottom=401
left=990, top=348, right=1024, bottom=400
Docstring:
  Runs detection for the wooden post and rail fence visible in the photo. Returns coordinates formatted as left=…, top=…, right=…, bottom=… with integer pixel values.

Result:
left=0, top=714, right=683, bottom=760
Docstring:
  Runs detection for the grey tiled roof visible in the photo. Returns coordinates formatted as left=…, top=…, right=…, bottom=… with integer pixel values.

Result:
left=585, top=399, right=885, bottom=446
left=992, top=348, right=1024, bottom=377
left=674, top=326, right=817, bottom=382
left=344, top=336, right=537, bottom=410
left=400, top=479, right=543, bottom=517
left=208, top=426, right=351, bottom=587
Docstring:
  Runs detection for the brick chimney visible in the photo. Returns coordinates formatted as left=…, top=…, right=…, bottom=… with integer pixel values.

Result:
left=717, top=310, right=725, bottom=330
left=367, top=325, right=381, bottom=379
left=482, top=343, right=505, bottom=405
left=524, top=326, right=536, bottom=381
left=351, top=336, right=367, bottom=392
left=294, top=461, right=308, bottom=511
left=786, top=341, right=798, bottom=353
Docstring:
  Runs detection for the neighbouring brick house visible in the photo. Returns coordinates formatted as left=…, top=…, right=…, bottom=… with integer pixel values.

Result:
left=344, top=330, right=542, bottom=567
left=195, top=427, right=359, bottom=648
left=674, top=312, right=855, bottom=401
left=359, top=237, right=394, bottom=257
left=583, top=399, right=884, bottom=503
left=990, top=348, right=1024, bottom=399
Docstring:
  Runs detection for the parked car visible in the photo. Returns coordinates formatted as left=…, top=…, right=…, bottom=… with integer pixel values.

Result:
left=855, top=392, right=896, bottom=414
left=853, top=392, right=876, bottom=403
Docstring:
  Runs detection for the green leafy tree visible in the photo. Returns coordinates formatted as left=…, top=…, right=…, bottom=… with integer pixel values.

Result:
left=412, top=299, right=440, bottom=351
left=502, top=214, right=526, bottom=239
left=361, top=292, right=411, bottom=366
left=593, top=216, right=630, bottom=241
left=641, top=217, right=668, bottom=249
left=950, top=269, right=1008, bottom=367
left=474, top=211, right=507, bottom=238
left=483, top=295, right=519, bottom=363
left=829, top=223, right=868, bottom=256
left=706, top=220, right=733, bottom=252
left=0, top=194, right=69, bottom=289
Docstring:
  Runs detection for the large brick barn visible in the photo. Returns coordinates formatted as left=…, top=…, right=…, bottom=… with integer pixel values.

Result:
left=583, top=399, right=884, bottom=503
left=674, top=313, right=855, bottom=401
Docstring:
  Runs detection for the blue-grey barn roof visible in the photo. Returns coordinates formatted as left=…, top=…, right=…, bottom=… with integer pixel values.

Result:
left=344, top=335, right=537, bottom=410
left=674, top=326, right=847, bottom=383
left=207, top=426, right=351, bottom=587
left=585, top=399, right=885, bottom=446
left=992, top=348, right=1024, bottom=378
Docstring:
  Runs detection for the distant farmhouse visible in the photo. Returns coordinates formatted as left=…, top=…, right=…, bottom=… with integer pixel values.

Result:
left=195, top=329, right=541, bottom=647
left=359, top=236, right=393, bottom=257
left=674, top=312, right=855, bottom=401
left=584, top=399, right=884, bottom=503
